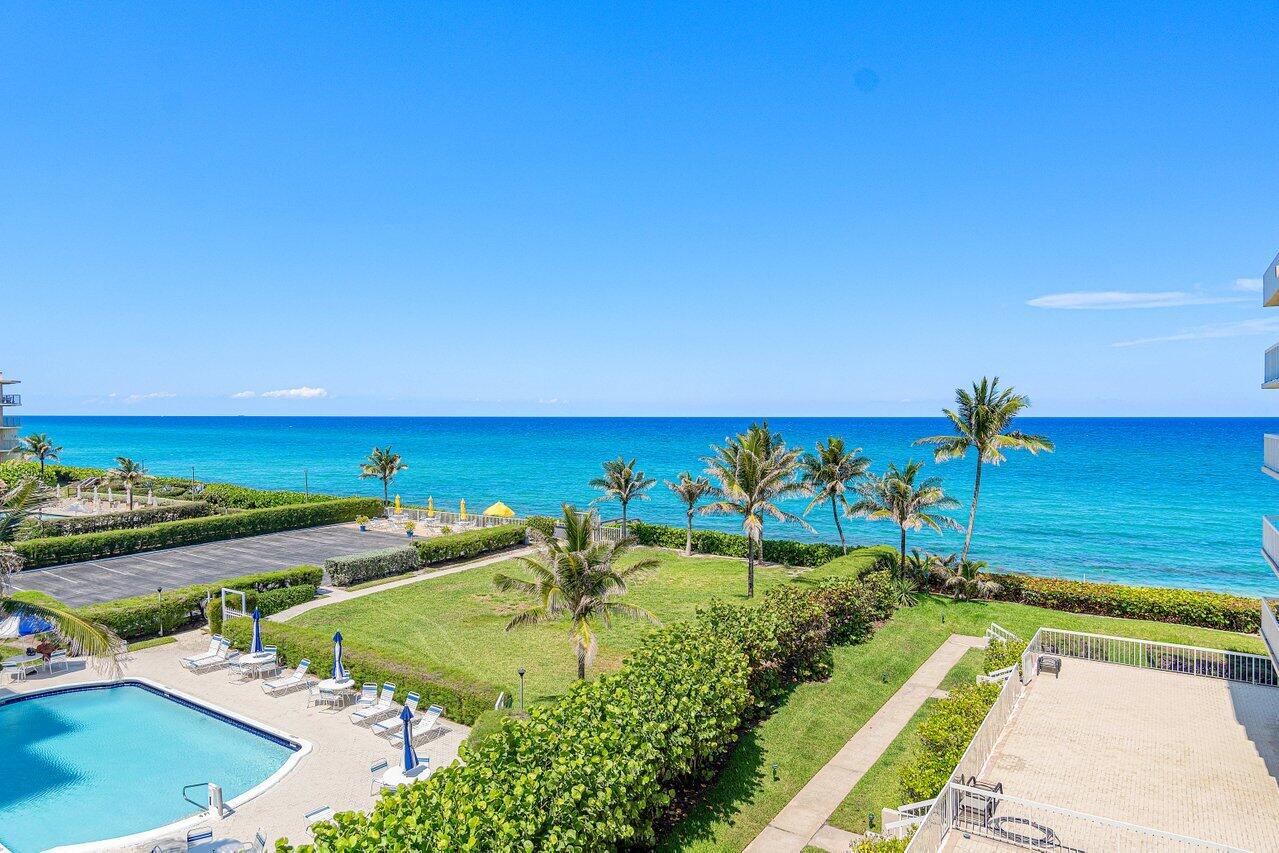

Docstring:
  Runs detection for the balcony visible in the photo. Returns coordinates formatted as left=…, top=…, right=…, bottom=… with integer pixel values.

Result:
left=1265, top=250, right=1279, bottom=307
left=1265, top=517, right=1279, bottom=580
left=1265, top=435, right=1279, bottom=480
left=1263, top=599, right=1279, bottom=675
left=1267, top=344, right=1279, bottom=388
left=0, top=393, right=19, bottom=406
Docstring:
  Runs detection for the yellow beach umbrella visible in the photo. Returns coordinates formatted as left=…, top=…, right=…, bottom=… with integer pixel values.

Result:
left=394, top=494, right=401, bottom=513
left=427, top=496, right=435, bottom=518
left=483, top=501, right=515, bottom=517
left=459, top=499, right=468, bottom=521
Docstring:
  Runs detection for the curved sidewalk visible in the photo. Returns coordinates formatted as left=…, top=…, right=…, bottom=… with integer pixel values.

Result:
left=746, top=634, right=987, bottom=853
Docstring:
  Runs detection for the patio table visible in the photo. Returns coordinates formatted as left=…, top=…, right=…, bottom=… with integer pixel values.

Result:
left=380, top=762, right=432, bottom=789
left=3, top=654, right=43, bottom=682
left=316, top=677, right=356, bottom=708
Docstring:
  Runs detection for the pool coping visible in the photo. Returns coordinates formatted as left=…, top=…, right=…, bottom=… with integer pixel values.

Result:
left=0, top=676, right=313, bottom=853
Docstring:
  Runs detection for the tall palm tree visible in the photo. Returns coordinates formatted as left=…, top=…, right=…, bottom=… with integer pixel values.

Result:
left=107, top=456, right=148, bottom=510
left=798, top=437, right=870, bottom=555
left=937, top=558, right=1002, bottom=601
left=914, top=377, right=1054, bottom=560
left=359, top=446, right=407, bottom=507
left=19, top=433, right=61, bottom=479
left=0, top=479, right=122, bottom=670
left=701, top=423, right=811, bottom=598
left=589, top=457, right=654, bottom=537
left=849, top=461, right=961, bottom=575
left=493, top=504, right=660, bottom=679
left=665, top=472, right=713, bottom=555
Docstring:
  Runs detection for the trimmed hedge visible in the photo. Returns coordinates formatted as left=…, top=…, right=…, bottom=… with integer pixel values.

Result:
left=80, top=565, right=323, bottom=640
left=630, top=520, right=850, bottom=567
left=984, top=638, right=1028, bottom=674
left=526, top=515, right=556, bottom=539
left=412, top=523, right=527, bottom=565
left=199, top=482, right=338, bottom=509
left=222, top=618, right=502, bottom=726
left=281, top=571, right=899, bottom=852
left=206, top=584, right=318, bottom=634
left=325, top=546, right=421, bottom=587
left=13, top=498, right=382, bottom=569
left=983, top=572, right=1261, bottom=633
left=24, top=501, right=214, bottom=538
left=899, top=682, right=1000, bottom=801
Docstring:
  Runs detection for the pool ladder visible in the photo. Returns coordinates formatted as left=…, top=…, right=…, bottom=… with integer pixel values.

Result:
left=183, top=782, right=225, bottom=818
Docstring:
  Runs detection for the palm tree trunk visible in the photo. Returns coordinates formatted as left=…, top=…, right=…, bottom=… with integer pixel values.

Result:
left=685, top=508, right=693, bottom=556
left=832, top=499, right=846, bottom=555
left=963, top=459, right=982, bottom=560
left=899, top=525, right=907, bottom=580
left=127, top=487, right=134, bottom=511
left=577, top=646, right=586, bottom=680
left=383, top=480, right=389, bottom=507
left=621, top=501, right=628, bottom=538
left=746, top=544, right=755, bottom=598
left=38, top=458, right=45, bottom=477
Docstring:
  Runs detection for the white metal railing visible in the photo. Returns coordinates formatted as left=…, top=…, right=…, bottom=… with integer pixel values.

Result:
left=1265, top=250, right=1279, bottom=306
left=1265, top=434, right=1279, bottom=476
left=1262, top=599, right=1279, bottom=669
left=1267, top=343, right=1279, bottom=386
left=1029, top=627, right=1278, bottom=687
left=939, top=782, right=1247, bottom=851
left=392, top=507, right=525, bottom=530
left=0, top=393, right=19, bottom=406
left=0, top=416, right=19, bottom=428
left=1264, top=518, right=1279, bottom=579
left=986, top=623, right=1022, bottom=644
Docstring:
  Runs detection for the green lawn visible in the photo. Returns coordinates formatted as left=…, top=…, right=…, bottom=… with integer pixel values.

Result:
left=288, top=546, right=876, bottom=702
left=658, top=595, right=1264, bottom=852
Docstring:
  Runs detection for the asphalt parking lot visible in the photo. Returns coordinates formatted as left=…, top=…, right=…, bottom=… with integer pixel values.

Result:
left=10, top=524, right=406, bottom=606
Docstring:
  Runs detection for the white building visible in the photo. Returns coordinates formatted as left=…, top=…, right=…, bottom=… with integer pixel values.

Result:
left=1261, top=252, right=1279, bottom=668
left=0, top=369, right=20, bottom=460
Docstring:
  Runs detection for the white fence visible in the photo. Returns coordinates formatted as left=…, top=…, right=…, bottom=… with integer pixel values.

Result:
left=1029, top=627, right=1278, bottom=687
left=1262, top=599, right=1279, bottom=668
left=393, top=507, right=525, bottom=530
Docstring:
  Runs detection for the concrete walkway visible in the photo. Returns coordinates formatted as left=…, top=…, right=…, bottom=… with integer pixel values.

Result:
left=269, top=546, right=532, bottom=621
left=746, top=634, right=987, bottom=853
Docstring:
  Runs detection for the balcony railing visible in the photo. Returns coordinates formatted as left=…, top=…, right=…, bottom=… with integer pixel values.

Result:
left=1265, top=434, right=1279, bottom=480
left=1, top=416, right=20, bottom=429
left=1265, top=250, right=1279, bottom=307
left=0, top=393, right=19, bottom=406
left=1266, top=518, right=1279, bottom=580
left=1267, top=343, right=1279, bottom=388
left=1263, top=599, right=1279, bottom=673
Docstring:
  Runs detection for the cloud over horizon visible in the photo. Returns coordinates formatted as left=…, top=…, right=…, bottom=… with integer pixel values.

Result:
left=260, top=386, right=329, bottom=399
left=1111, top=317, right=1279, bottom=348
left=1028, top=290, right=1250, bottom=310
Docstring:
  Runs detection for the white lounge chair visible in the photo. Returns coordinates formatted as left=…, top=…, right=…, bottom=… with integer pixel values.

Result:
left=180, top=636, right=224, bottom=669
left=190, top=640, right=237, bottom=673
left=304, top=805, right=333, bottom=826
left=371, top=692, right=420, bottom=736
left=351, top=682, right=397, bottom=725
left=262, top=659, right=311, bottom=695
left=386, top=703, right=443, bottom=745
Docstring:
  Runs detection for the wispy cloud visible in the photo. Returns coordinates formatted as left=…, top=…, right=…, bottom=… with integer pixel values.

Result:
left=260, top=386, right=328, bottom=399
left=1233, top=278, right=1263, bottom=292
left=125, top=391, right=176, bottom=403
left=1028, top=290, right=1249, bottom=310
left=230, top=390, right=256, bottom=399
left=1112, top=317, right=1279, bottom=348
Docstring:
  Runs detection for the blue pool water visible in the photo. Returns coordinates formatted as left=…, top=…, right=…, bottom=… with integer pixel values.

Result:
left=0, top=682, right=297, bottom=852
left=16, top=416, right=1279, bottom=595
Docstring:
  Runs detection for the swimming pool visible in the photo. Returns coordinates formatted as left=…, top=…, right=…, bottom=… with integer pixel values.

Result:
left=0, top=680, right=306, bottom=853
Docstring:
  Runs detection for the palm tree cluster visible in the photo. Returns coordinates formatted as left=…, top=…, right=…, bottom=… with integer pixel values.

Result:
left=107, top=456, right=148, bottom=510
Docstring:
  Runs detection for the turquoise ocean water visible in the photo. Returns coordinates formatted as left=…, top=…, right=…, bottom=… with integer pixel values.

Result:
left=15, top=416, right=1279, bottom=596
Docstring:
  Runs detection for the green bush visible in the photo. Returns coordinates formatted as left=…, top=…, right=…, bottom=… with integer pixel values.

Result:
left=464, top=707, right=522, bottom=752
left=199, top=482, right=338, bottom=509
left=206, top=584, right=318, bottom=634
left=629, top=520, right=850, bottom=566
left=13, top=498, right=382, bottom=568
left=526, top=515, right=556, bottom=539
left=899, top=682, right=1000, bottom=801
left=810, top=573, right=895, bottom=644
left=854, top=835, right=911, bottom=853
left=412, top=523, right=527, bottom=565
left=325, top=546, right=421, bottom=587
left=983, top=572, right=1260, bottom=633
left=222, top=618, right=502, bottom=726
left=984, top=638, right=1028, bottom=674
left=24, top=501, right=214, bottom=538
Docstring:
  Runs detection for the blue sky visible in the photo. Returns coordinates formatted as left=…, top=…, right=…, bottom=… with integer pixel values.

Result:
left=3, top=3, right=1277, bottom=416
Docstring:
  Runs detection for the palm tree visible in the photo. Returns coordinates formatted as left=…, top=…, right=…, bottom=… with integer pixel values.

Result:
left=914, top=377, right=1054, bottom=560
left=589, top=457, right=654, bottom=537
left=665, top=472, right=713, bottom=556
left=849, top=461, right=961, bottom=575
left=938, top=558, right=1002, bottom=601
left=107, top=456, right=148, bottom=510
left=0, top=479, right=122, bottom=670
left=493, top=504, right=660, bottom=679
left=798, top=437, right=870, bottom=555
left=19, top=433, right=61, bottom=478
left=701, top=423, right=811, bottom=598
left=359, top=446, right=407, bottom=507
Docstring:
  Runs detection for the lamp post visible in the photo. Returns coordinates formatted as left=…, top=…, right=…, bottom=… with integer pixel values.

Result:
left=517, top=667, right=526, bottom=713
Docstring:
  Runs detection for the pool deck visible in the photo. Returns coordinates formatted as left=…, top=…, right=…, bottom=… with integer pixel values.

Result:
left=0, top=633, right=469, bottom=852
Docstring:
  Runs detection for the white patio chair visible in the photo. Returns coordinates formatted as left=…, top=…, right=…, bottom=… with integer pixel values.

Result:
left=351, top=682, right=397, bottom=726
left=369, top=758, right=391, bottom=794
left=385, top=702, right=442, bottom=745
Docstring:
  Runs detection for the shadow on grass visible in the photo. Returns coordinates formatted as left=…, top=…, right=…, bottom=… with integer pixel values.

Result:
left=658, top=727, right=769, bottom=850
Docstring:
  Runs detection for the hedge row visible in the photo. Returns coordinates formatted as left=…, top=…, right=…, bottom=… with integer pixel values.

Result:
left=283, top=570, right=900, bottom=852
left=205, top=584, right=318, bottom=634
left=412, top=523, right=527, bottom=565
left=899, top=681, right=1001, bottom=802
left=983, top=571, right=1261, bottom=633
left=222, top=618, right=502, bottom=726
left=199, top=482, right=338, bottom=509
left=13, top=498, right=382, bottom=569
left=79, top=565, right=322, bottom=640
left=526, top=515, right=556, bottom=539
left=629, top=520, right=850, bottom=567
left=23, top=501, right=215, bottom=538
left=325, top=546, right=421, bottom=587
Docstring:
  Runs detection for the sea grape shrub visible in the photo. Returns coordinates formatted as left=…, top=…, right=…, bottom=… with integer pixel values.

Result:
left=983, top=638, right=1028, bottom=675
left=899, top=682, right=1000, bottom=802
left=762, top=586, right=834, bottom=683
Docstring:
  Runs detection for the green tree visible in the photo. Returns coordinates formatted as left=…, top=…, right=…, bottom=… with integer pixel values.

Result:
left=19, top=433, right=61, bottom=478
left=914, top=377, right=1054, bottom=560
left=589, top=456, right=654, bottom=537
left=798, top=436, right=870, bottom=555
left=359, top=446, right=407, bottom=507
left=493, top=504, right=660, bottom=679
left=938, top=558, right=1002, bottom=601
left=664, top=472, right=713, bottom=555
left=849, top=460, right=961, bottom=575
left=107, top=456, right=148, bottom=510
left=0, top=479, right=122, bottom=669
left=702, top=423, right=810, bottom=598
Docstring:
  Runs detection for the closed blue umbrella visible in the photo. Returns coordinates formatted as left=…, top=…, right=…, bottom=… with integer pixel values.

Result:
left=399, top=705, right=419, bottom=771
left=332, top=631, right=346, bottom=681
left=250, top=608, right=263, bottom=654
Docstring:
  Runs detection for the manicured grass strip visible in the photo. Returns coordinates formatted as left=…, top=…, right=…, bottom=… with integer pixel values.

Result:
left=127, top=635, right=177, bottom=651
left=660, top=596, right=1264, bottom=852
